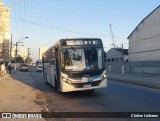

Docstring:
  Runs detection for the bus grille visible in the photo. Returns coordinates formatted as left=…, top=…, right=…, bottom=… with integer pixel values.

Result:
left=66, top=70, right=104, bottom=78
left=72, top=80, right=101, bottom=88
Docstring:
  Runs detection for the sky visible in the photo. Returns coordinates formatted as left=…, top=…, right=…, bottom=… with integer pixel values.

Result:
left=2, top=0, right=160, bottom=62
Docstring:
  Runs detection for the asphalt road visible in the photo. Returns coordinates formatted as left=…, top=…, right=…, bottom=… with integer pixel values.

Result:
left=19, top=67, right=160, bottom=121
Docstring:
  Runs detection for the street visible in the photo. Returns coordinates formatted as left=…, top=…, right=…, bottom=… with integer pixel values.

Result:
left=1, top=1, right=160, bottom=121
left=12, top=66, right=160, bottom=121
left=1, top=66, right=160, bottom=121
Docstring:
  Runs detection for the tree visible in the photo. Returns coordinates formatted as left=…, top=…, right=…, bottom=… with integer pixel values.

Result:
left=12, top=55, right=24, bottom=63
left=25, top=56, right=33, bottom=64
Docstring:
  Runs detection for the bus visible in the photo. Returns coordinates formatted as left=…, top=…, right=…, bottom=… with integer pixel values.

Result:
left=42, top=38, right=107, bottom=92
left=36, top=60, right=42, bottom=72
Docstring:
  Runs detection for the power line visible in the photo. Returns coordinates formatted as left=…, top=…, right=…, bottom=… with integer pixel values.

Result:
left=0, top=0, right=27, bottom=13
left=13, top=0, right=18, bottom=39
left=9, top=16, right=107, bottom=37
left=0, top=0, right=107, bottom=37
left=18, top=0, right=22, bottom=38
left=23, top=0, right=26, bottom=37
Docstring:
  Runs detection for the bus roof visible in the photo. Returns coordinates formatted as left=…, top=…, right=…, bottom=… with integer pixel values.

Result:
left=61, top=38, right=101, bottom=40
left=42, top=38, right=102, bottom=56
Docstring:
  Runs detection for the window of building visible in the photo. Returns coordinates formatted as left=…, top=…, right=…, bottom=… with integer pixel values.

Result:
left=84, top=41, right=88, bottom=45
left=112, top=58, right=114, bottom=62
left=115, top=58, right=119, bottom=62
left=125, top=59, right=128, bottom=62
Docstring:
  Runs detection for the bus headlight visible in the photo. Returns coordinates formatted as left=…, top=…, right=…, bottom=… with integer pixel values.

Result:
left=101, top=74, right=107, bottom=81
left=62, top=77, right=72, bottom=85
left=62, top=77, right=67, bottom=82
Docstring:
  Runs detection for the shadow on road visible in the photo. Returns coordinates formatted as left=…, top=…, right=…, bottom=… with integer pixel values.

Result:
left=10, top=66, right=105, bottom=99
left=10, top=66, right=54, bottom=93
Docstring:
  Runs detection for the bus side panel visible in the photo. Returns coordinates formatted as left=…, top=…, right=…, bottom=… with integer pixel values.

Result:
left=44, top=66, right=56, bottom=87
left=44, top=66, right=51, bottom=84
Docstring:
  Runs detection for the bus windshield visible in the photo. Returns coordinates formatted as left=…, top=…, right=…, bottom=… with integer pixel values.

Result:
left=37, top=62, right=42, bottom=66
left=61, top=48, right=103, bottom=71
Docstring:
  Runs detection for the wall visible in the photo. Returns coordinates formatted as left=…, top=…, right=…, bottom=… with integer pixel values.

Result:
left=128, top=7, right=160, bottom=61
left=128, top=61, right=160, bottom=74
left=106, top=61, right=123, bottom=73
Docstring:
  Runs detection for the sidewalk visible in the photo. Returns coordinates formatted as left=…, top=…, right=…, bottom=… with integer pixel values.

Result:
left=0, top=70, right=46, bottom=121
left=0, top=69, right=17, bottom=81
left=107, top=72, right=160, bottom=90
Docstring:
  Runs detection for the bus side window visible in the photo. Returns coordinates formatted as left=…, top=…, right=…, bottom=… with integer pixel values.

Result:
left=44, top=60, right=50, bottom=66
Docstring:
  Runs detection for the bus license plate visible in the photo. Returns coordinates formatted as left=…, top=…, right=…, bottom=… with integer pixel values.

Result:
left=83, top=84, right=91, bottom=88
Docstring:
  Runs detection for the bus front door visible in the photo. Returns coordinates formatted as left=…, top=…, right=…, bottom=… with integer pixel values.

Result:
left=55, top=47, right=61, bottom=91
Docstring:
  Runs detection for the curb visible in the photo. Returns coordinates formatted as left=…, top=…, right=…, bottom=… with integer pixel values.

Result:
left=0, top=70, right=17, bottom=81
left=108, top=77, right=160, bottom=90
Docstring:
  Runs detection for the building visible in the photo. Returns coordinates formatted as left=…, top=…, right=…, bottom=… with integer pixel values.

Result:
left=0, top=0, right=10, bottom=62
left=19, top=45, right=28, bottom=60
left=39, top=46, right=48, bottom=60
left=128, top=5, right=160, bottom=74
left=106, top=48, right=128, bottom=73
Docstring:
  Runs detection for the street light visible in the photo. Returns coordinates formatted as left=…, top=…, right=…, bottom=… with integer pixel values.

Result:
left=14, top=37, right=29, bottom=70
left=17, top=37, right=29, bottom=43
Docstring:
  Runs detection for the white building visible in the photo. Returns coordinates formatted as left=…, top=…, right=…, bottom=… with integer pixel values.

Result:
left=11, top=46, right=16, bottom=58
left=39, top=46, right=48, bottom=60
left=106, top=48, right=128, bottom=73
left=128, top=5, right=160, bottom=74
left=19, top=45, right=28, bottom=60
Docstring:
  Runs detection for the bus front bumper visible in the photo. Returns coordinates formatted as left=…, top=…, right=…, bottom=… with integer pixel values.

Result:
left=61, top=78, right=107, bottom=92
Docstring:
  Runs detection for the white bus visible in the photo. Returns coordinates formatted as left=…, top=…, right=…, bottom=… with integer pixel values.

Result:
left=36, top=60, right=42, bottom=72
left=42, top=38, right=107, bottom=92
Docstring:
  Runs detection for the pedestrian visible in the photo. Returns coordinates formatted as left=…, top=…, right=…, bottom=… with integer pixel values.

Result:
left=1, top=63, right=6, bottom=76
left=8, top=62, right=12, bottom=74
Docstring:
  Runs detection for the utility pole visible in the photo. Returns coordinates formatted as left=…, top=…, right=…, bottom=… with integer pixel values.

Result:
left=13, top=37, right=29, bottom=70
left=27, top=48, right=30, bottom=64
left=122, top=43, right=124, bottom=61
left=14, top=42, right=18, bottom=70
left=121, top=43, right=124, bottom=74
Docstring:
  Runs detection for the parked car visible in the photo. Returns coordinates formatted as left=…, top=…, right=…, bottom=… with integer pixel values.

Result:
left=19, top=63, right=29, bottom=71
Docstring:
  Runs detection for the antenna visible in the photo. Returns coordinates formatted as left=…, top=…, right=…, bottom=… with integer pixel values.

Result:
left=109, top=24, right=115, bottom=48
